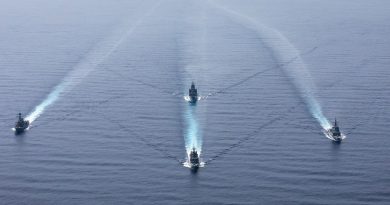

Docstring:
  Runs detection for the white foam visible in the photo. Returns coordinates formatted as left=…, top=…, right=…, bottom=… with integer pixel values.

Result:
left=182, top=161, right=205, bottom=169
left=184, top=95, right=203, bottom=102
left=323, top=130, right=347, bottom=141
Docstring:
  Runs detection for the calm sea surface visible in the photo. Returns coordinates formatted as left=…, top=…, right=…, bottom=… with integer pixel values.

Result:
left=0, top=0, right=389, bottom=204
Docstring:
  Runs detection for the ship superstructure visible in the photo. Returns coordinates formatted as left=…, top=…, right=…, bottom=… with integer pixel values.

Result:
left=14, top=113, right=29, bottom=134
left=188, top=82, right=198, bottom=103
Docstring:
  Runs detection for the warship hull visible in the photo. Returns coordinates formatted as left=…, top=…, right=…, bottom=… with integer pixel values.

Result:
left=324, top=130, right=344, bottom=142
left=14, top=113, right=29, bottom=135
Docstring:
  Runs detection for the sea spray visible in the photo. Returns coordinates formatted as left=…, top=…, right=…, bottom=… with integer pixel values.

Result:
left=210, top=2, right=332, bottom=130
left=25, top=2, right=161, bottom=124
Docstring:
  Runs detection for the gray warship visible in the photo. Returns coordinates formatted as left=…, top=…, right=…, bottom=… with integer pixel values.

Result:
left=325, top=119, right=343, bottom=142
left=189, top=147, right=200, bottom=170
left=14, top=113, right=29, bottom=134
left=188, top=82, right=198, bottom=103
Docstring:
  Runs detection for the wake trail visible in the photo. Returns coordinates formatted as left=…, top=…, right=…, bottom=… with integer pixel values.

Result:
left=104, top=46, right=317, bottom=101
left=25, top=1, right=162, bottom=124
left=344, top=95, right=385, bottom=136
left=103, top=67, right=179, bottom=96
left=30, top=90, right=132, bottom=129
left=206, top=46, right=318, bottom=98
left=183, top=105, right=203, bottom=155
left=202, top=45, right=319, bottom=164
left=95, top=111, right=183, bottom=164
left=208, top=1, right=332, bottom=133
left=180, top=2, right=208, bottom=165
left=206, top=68, right=274, bottom=97
left=205, top=101, right=302, bottom=164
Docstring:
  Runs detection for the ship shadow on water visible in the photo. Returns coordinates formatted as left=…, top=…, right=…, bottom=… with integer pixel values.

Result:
left=329, top=140, right=342, bottom=162
left=332, top=140, right=342, bottom=145
left=191, top=167, right=199, bottom=174
left=13, top=131, right=26, bottom=145
left=331, top=140, right=342, bottom=149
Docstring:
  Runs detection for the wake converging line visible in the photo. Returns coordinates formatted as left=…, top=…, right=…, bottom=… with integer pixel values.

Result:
left=25, top=1, right=163, bottom=125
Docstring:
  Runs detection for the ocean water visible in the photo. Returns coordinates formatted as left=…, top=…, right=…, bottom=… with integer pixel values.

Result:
left=0, top=0, right=389, bottom=204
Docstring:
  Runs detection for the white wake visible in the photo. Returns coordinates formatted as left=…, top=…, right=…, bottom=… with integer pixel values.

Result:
left=209, top=1, right=332, bottom=131
left=26, top=2, right=161, bottom=124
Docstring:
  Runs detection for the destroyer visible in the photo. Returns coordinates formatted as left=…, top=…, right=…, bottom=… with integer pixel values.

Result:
left=189, top=147, right=200, bottom=170
left=188, top=82, right=198, bottom=103
left=14, top=113, right=29, bottom=134
left=325, top=118, right=344, bottom=142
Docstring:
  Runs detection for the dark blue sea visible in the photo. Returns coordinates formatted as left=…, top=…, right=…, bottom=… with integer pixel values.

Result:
left=0, top=0, right=389, bottom=204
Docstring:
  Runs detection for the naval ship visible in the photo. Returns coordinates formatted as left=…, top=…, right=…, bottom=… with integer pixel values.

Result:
left=325, top=119, right=343, bottom=142
left=189, top=147, right=200, bottom=170
left=188, top=82, right=198, bottom=103
left=14, top=113, right=29, bottom=134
